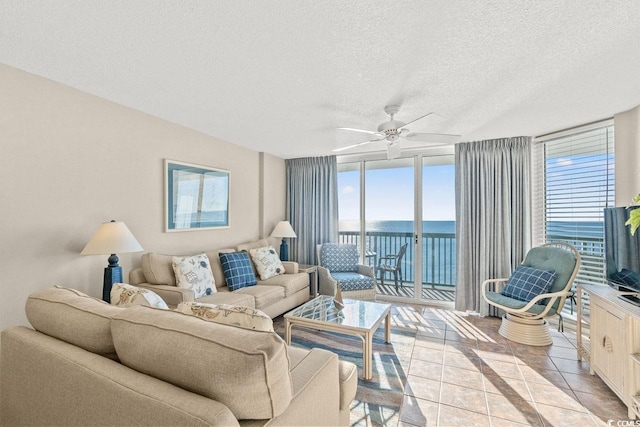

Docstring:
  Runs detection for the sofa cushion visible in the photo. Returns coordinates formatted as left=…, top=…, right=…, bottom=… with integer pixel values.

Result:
left=321, top=243, right=358, bottom=272
left=111, top=306, right=292, bottom=420
left=25, top=286, right=122, bottom=357
left=172, top=253, right=215, bottom=298
left=110, top=283, right=168, bottom=309
left=235, top=285, right=285, bottom=311
left=176, top=302, right=273, bottom=332
left=196, top=287, right=256, bottom=307
left=220, top=252, right=257, bottom=291
left=142, top=253, right=177, bottom=286
left=259, top=272, right=309, bottom=297
left=204, top=248, right=235, bottom=288
left=287, top=346, right=357, bottom=411
left=249, top=245, right=285, bottom=280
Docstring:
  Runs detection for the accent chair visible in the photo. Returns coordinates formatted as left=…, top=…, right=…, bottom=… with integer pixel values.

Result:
left=317, top=243, right=377, bottom=301
left=481, top=242, right=581, bottom=346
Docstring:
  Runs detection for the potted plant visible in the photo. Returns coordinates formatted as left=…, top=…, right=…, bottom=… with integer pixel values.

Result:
left=626, top=194, right=640, bottom=235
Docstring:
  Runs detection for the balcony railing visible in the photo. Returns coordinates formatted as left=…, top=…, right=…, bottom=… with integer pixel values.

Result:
left=338, top=231, right=456, bottom=288
left=337, top=231, right=607, bottom=295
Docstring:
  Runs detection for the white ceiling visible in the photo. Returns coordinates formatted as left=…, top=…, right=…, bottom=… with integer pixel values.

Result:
left=2, top=1, right=640, bottom=159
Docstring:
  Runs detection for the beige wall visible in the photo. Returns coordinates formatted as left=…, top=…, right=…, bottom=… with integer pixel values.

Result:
left=614, top=105, right=640, bottom=206
left=0, top=65, right=285, bottom=330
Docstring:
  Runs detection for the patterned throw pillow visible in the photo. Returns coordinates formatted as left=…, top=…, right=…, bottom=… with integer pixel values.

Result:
left=176, top=302, right=273, bottom=332
left=501, top=266, right=558, bottom=303
left=219, top=252, right=257, bottom=291
left=249, top=245, right=285, bottom=280
left=172, top=253, right=216, bottom=299
left=110, top=283, right=168, bottom=309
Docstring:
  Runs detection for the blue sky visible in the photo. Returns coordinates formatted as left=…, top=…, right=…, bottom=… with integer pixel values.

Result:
left=338, top=164, right=456, bottom=221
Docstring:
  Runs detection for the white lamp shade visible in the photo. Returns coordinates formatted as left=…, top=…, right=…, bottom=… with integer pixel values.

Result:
left=270, top=220, right=297, bottom=238
left=81, top=221, right=144, bottom=255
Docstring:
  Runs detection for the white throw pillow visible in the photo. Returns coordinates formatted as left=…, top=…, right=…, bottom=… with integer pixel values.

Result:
left=176, top=302, right=273, bottom=332
left=249, top=245, right=285, bottom=281
left=172, top=253, right=216, bottom=298
left=110, top=283, right=168, bottom=309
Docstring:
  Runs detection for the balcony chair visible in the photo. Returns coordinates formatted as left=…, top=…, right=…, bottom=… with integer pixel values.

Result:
left=317, top=243, right=377, bottom=301
left=377, top=243, right=408, bottom=291
left=481, top=242, right=580, bottom=346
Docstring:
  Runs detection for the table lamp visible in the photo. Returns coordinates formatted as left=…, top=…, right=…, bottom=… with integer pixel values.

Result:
left=270, top=220, right=297, bottom=261
left=81, top=220, right=144, bottom=302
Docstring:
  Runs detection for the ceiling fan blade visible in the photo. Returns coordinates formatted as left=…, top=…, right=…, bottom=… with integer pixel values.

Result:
left=405, top=133, right=461, bottom=144
left=398, top=112, right=437, bottom=129
left=337, top=127, right=384, bottom=137
left=333, top=138, right=386, bottom=152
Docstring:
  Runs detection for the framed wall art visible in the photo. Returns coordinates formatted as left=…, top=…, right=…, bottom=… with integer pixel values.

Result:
left=165, top=160, right=230, bottom=232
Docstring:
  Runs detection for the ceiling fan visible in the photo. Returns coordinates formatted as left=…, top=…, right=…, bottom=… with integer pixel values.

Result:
left=334, top=105, right=461, bottom=159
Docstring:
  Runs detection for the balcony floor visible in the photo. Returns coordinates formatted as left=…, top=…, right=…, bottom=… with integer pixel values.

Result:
left=377, top=282, right=455, bottom=302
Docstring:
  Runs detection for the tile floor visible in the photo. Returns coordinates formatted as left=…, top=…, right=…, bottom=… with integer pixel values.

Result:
left=396, top=306, right=630, bottom=427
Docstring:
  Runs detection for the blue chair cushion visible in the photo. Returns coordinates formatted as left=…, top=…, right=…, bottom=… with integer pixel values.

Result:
left=219, top=252, right=257, bottom=291
left=522, top=245, right=576, bottom=294
left=321, top=243, right=358, bottom=272
left=484, top=291, right=554, bottom=316
left=500, top=266, right=558, bottom=303
left=331, top=272, right=375, bottom=292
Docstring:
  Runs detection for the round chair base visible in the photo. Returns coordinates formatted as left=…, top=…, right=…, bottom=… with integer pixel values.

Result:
left=498, top=313, right=553, bottom=346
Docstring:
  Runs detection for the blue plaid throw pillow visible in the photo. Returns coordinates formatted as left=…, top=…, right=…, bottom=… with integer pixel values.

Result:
left=501, top=266, right=558, bottom=303
left=219, top=252, right=257, bottom=291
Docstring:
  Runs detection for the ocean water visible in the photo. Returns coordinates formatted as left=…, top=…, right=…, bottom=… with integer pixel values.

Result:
left=338, top=220, right=604, bottom=286
left=340, top=220, right=455, bottom=234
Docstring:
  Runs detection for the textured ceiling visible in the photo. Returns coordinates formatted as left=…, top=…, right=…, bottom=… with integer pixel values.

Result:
left=1, top=1, right=640, bottom=159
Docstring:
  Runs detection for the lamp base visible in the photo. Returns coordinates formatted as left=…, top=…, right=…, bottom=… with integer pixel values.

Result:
left=280, top=239, right=289, bottom=261
left=103, top=264, right=122, bottom=303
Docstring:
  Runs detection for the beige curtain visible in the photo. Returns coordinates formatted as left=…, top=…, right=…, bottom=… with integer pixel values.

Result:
left=455, top=137, right=532, bottom=315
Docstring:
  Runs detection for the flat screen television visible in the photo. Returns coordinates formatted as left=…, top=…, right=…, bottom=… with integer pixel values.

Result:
left=604, top=206, right=640, bottom=295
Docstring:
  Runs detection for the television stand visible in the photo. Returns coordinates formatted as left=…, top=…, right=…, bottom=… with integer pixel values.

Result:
left=577, top=284, right=640, bottom=419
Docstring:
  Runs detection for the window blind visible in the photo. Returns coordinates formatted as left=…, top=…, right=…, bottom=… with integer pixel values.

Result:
left=533, top=120, right=615, bottom=316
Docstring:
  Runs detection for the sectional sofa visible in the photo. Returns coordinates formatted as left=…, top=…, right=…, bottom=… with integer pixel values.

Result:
left=0, top=286, right=358, bottom=426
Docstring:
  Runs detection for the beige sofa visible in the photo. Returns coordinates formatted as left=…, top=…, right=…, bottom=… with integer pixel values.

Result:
left=0, top=287, right=358, bottom=426
left=129, top=237, right=310, bottom=318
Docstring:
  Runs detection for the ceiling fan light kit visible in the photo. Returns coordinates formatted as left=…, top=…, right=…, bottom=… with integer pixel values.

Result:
left=335, top=105, right=461, bottom=157
left=386, top=142, right=402, bottom=160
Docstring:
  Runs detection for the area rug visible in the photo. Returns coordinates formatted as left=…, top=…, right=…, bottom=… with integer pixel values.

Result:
left=273, top=304, right=419, bottom=426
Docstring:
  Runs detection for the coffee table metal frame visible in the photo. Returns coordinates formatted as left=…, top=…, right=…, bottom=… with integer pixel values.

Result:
left=284, top=295, right=391, bottom=379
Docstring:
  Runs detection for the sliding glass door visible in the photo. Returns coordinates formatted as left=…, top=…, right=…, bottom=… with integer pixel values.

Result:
left=337, top=153, right=456, bottom=304
left=365, top=158, right=415, bottom=298
left=422, top=155, right=456, bottom=303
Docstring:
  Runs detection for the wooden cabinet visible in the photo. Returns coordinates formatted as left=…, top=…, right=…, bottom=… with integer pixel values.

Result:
left=578, top=284, right=640, bottom=419
left=590, top=297, right=625, bottom=396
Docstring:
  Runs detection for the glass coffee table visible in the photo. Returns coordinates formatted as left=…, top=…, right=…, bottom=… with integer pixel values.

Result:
left=284, top=295, right=391, bottom=379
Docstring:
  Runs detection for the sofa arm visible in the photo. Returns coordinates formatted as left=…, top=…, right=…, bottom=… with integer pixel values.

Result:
left=282, top=261, right=299, bottom=274
left=317, top=266, right=337, bottom=297
left=135, top=283, right=195, bottom=308
left=129, top=268, right=146, bottom=285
